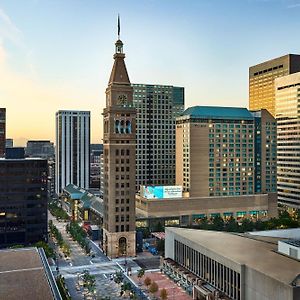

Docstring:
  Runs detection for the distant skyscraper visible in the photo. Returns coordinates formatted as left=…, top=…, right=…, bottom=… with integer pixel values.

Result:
left=0, top=155, right=48, bottom=247
left=250, top=109, right=277, bottom=194
left=26, top=140, right=54, bottom=159
left=176, top=106, right=276, bottom=197
left=275, top=72, right=300, bottom=208
left=249, top=54, right=300, bottom=116
left=102, top=27, right=136, bottom=258
left=90, top=144, right=103, bottom=189
left=132, top=84, right=184, bottom=190
left=55, top=110, right=90, bottom=195
left=0, top=108, right=5, bottom=157
left=5, top=138, right=13, bottom=148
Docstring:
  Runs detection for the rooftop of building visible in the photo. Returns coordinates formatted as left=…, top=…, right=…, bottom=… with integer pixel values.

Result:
left=132, top=83, right=184, bottom=88
left=63, top=184, right=103, bottom=215
left=281, top=239, right=300, bottom=248
left=63, top=183, right=86, bottom=198
left=166, top=227, right=300, bottom=286
left=180, top=106, right=254, bottom=120
left=0, top=247, right=59, bottom=300
left=56, top=110, right=90, bottom=114
left=249, top=53, right=300, bottom=69
left=0, top=157, right=45, bottom=161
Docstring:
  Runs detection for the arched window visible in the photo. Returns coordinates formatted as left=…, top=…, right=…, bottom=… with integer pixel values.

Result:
left=118, top=237, right=127, bottom=256
left=115, top=120, right=120, bottom=134
left=120, top=120, right=125, bottom=134
left=104, top=121, right=108, bottom=133
left=126, top=120, right=131, bottom=134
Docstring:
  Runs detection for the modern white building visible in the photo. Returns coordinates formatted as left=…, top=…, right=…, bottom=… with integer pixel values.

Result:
left=55, top=110, right=90, bottom=195
left=164, top=227, right=300, bottom=300
left=132, top=84, right=185, bottom=191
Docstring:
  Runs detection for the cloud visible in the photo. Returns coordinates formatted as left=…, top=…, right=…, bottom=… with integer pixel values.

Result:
left=0, top=7, right=23, bottom=47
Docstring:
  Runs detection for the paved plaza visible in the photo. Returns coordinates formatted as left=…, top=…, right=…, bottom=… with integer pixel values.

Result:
left=131, top=271, right=192, bottom=300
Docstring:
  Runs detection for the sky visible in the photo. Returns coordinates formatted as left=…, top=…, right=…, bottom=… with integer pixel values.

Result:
left=1, top=0, right=300, bottom=146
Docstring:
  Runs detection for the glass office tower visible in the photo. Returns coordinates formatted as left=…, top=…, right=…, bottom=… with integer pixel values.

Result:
left=249, top=54, right=300, bottom=116
left=275, top=72, right=300, bottom=208
left=132, top=84, right=184, bottom=191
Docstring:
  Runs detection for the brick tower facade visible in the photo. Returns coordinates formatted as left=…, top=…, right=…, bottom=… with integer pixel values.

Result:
left=102, top=30, right=136, bottom=258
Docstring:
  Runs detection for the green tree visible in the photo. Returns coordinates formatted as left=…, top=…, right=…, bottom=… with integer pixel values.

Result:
left=121, top=282, right=132, bottom=293
left=149, top=281, right=158, bottom=297
left=144, top=276, right=151, bottom=288
left=114, top=271, right=123, bottom=284
left=224, top=217, right=239, bottom=232
left=137, top=268, right=145, bottom=283
left=240, top=218, right=254, bottom=232
left=34, top=241, right=55, bottom=258
left=82, top=270, right=96, bottom=292
left=211, top=215, right=225, bottom=231
left=160, top=288, right=168, bottom=300
left=198, top=217, right=209, bottom=229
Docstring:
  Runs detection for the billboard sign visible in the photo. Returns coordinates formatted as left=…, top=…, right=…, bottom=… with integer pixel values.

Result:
left=141, top=185, right=182, bottom=199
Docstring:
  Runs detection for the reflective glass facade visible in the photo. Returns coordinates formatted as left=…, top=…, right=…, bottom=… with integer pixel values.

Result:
left=249, top=54, right=300, bottom=117
left=275, top=72, right=300, bottom=208
left=132, top=84, right=184, bottom=191
left=0, top=159, right=48, bottom=247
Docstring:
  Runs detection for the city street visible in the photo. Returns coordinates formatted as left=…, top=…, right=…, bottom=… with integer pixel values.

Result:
left=49, top=212, right=146, bottom=299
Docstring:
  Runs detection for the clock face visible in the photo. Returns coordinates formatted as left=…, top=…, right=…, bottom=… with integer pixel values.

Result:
left=117, top=94, right=128, bottom=105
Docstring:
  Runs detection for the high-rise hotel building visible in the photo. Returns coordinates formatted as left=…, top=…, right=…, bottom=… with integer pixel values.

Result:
left=132, top=84, right=184, bottom=190
left=176, top=106, right=276, bottom=197
left=0, top=108, right=5, bottom=158
left=55, top=110, right=90, bottom=195
left=249, top=54, right=300, bottom=116
left=275, top=72, right=300, bottom=208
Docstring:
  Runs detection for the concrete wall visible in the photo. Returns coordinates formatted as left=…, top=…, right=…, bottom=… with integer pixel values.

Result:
left=245, top=267, right=294, bottom=300
left=189, top=123, right=209, bottom=197
left=248, top=228, right=300, bottom=239
left=136, top=193, right=278, bottom=219
left=278, top=241, right=300, bottom=260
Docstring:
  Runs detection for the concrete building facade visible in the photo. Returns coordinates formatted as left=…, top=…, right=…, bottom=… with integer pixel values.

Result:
left=164, top=227, right=300, bottom=300
left=55, top=110, right=90, bottom=195
left=132, top=84, right=184, bottom=190
left=136, top=192, right=277, bottom=229
left=102, top=33, right=136, bottom=258
left=5, top=138, right=13, bottom=148
left=275, top=72, right=300, bottom=208
left=249, top=54, right=300, bottom=116
left=26, top=140, right=54, bottom=159
left=176, top=106, right=276, bottom=198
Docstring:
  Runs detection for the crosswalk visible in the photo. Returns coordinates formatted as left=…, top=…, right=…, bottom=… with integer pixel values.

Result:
left=55, top=261, right=117, bottom=272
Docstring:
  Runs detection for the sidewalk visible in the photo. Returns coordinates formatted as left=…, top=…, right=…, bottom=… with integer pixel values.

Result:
left=131, top=271, right=192, bottom=300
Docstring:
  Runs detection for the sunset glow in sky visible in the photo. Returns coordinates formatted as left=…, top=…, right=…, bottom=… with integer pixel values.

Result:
left=1, top=0, right=300, bottom=145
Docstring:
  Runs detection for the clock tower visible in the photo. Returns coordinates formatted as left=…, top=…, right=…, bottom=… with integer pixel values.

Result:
left=102, top=19, right=136, bottom=258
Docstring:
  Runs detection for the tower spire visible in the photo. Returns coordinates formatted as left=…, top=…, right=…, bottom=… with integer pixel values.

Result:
left=115, top=15, right=123, bottom=54
left=118, top=14, right=120, bottom=40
